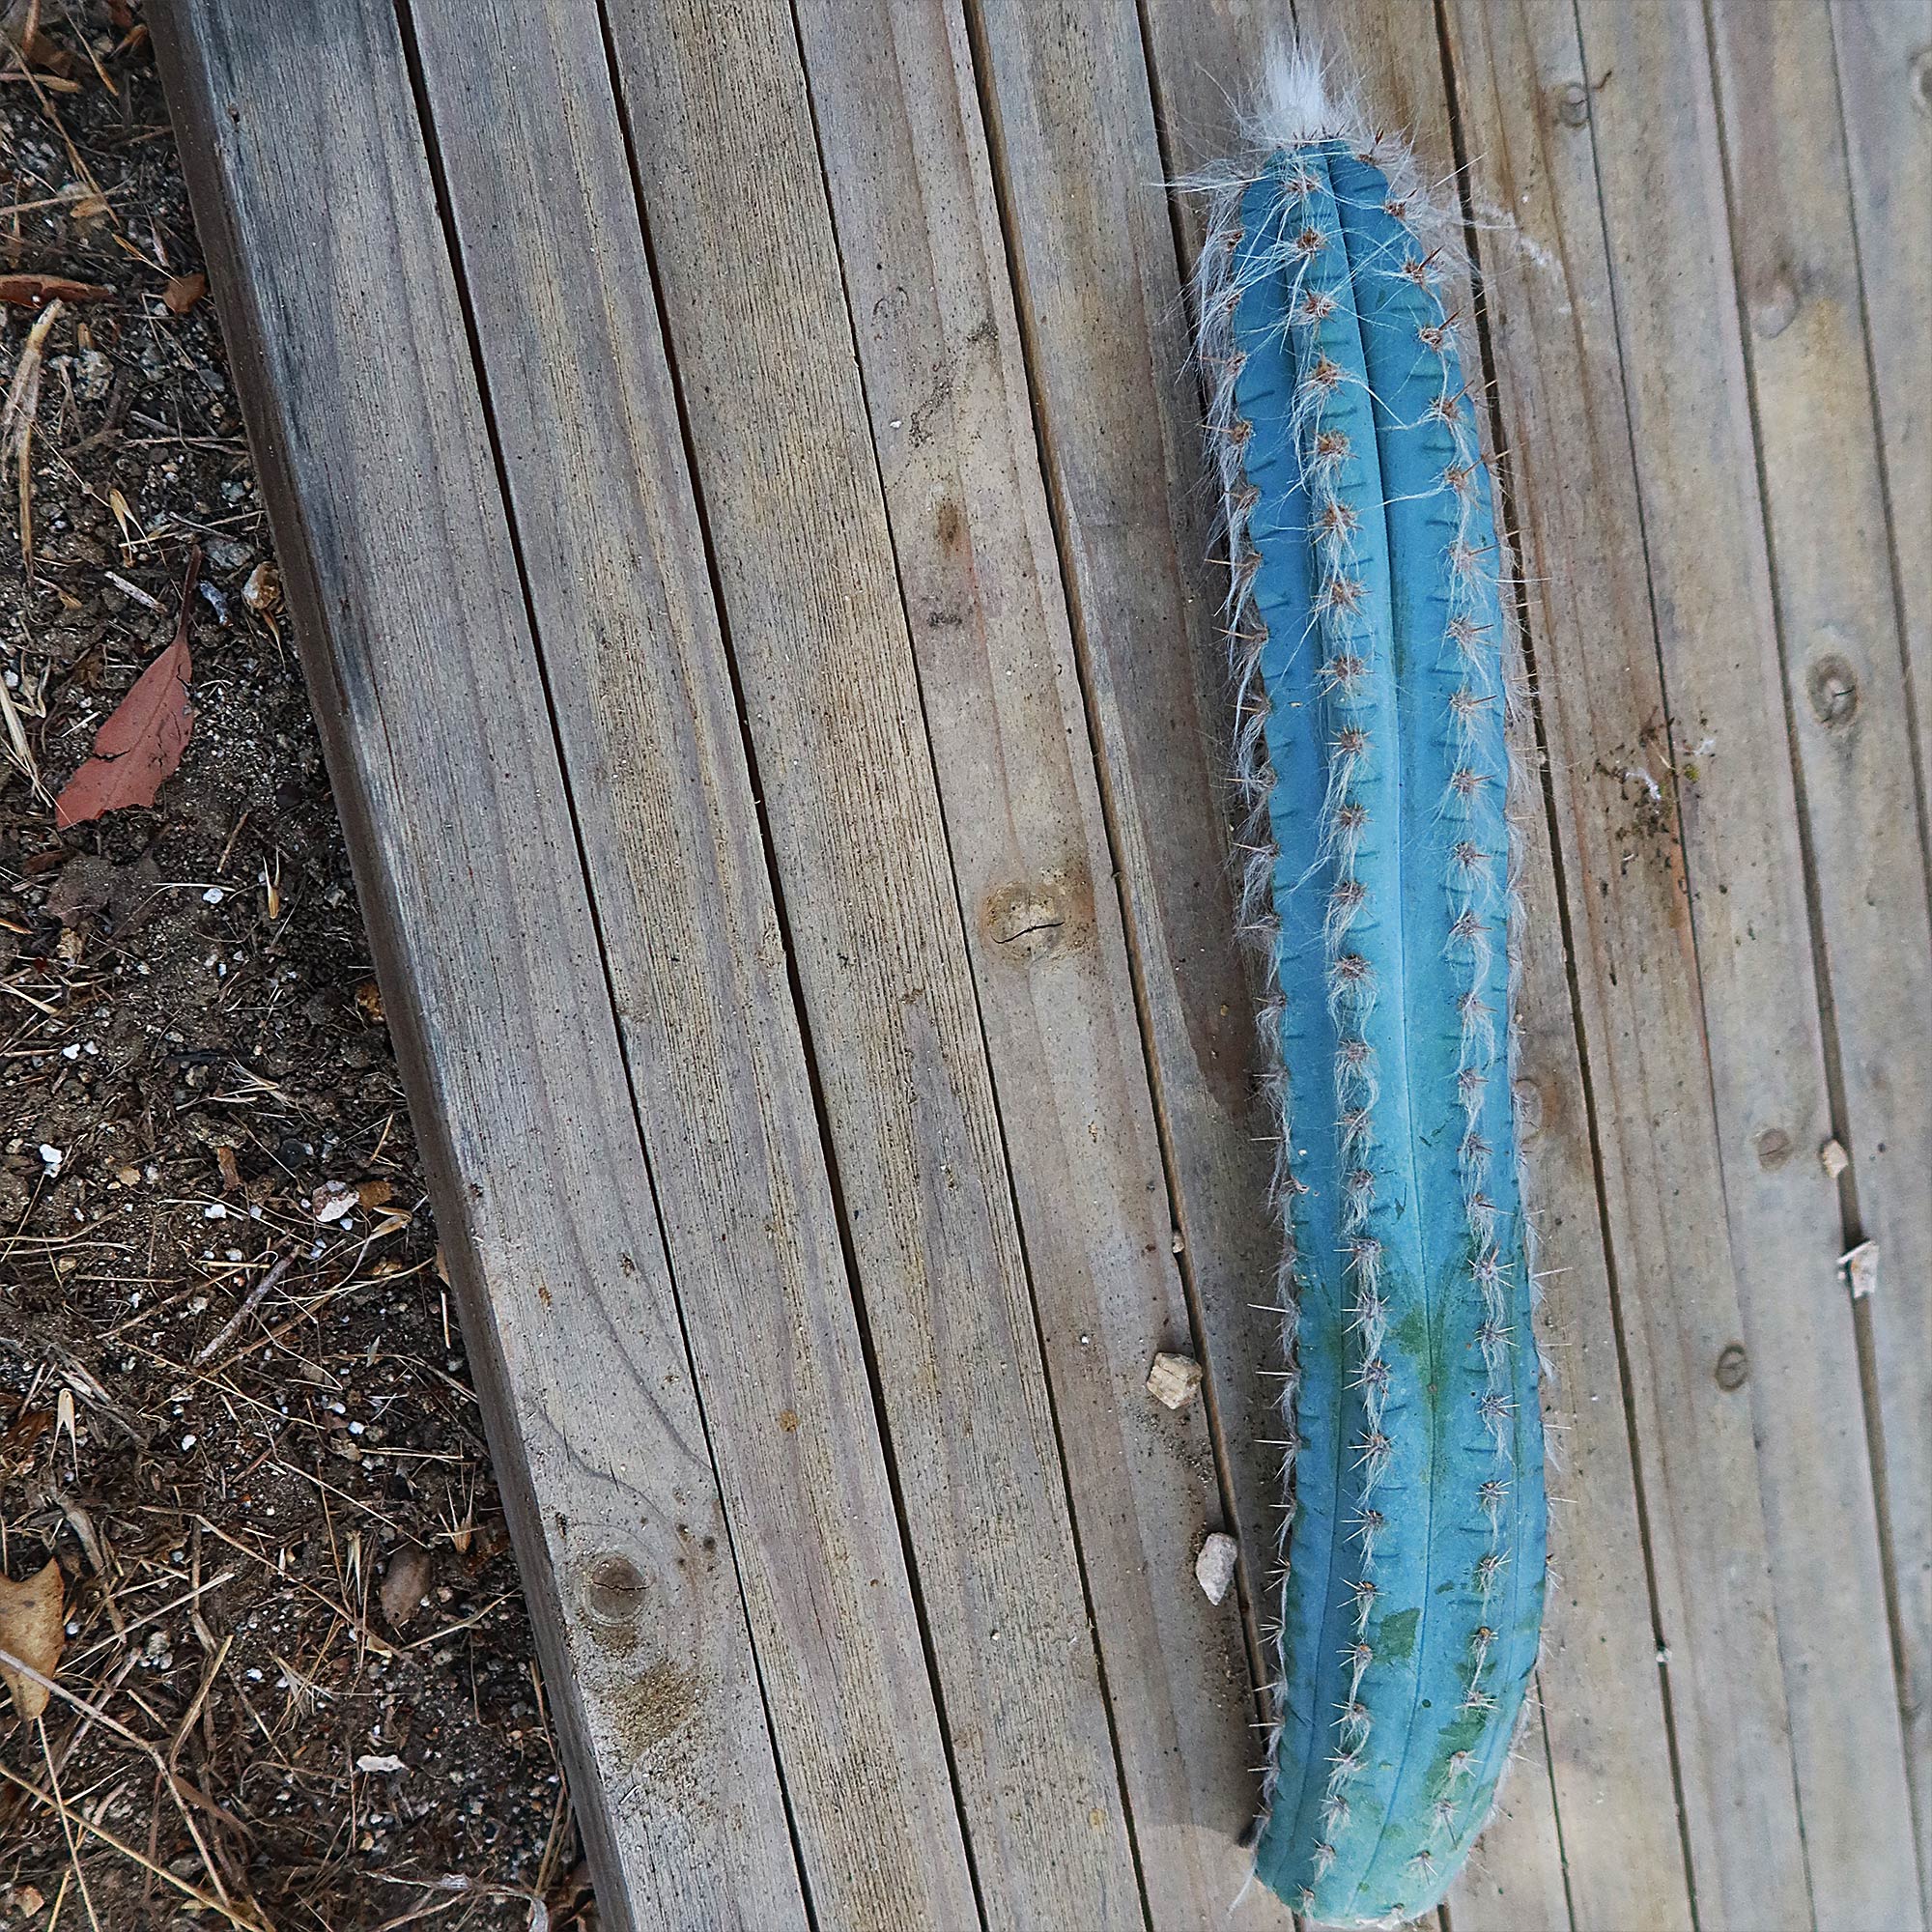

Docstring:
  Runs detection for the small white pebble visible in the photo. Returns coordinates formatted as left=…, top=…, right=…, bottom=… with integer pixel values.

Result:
left=203, top=887, right=224, bottom=904
left=39, top=1144, right=64, bottom=1173
left=204, top=1203, right=228, bottom=1219
left=61, top=1043, right=81, bottom=1061
left=181, top=1434, right=198, bottom=1451
left=1195, top=1531, right=1239, bottom=1606
left=1147, top=1351, right=1205, bottom=1410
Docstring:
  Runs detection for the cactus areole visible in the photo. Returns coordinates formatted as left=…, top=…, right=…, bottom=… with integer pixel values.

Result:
left=1191, top=60, right=1547, bottom=1926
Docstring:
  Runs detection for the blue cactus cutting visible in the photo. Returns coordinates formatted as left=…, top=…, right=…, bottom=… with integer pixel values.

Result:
left=1192, top=63, right=1547, bottom=1927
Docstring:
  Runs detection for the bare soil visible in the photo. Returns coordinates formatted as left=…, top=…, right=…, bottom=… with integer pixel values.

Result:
left=1, top=11, right=589, bottom=1927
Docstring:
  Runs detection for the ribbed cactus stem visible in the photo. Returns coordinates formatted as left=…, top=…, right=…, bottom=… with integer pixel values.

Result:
left=1192, top=60, right=1546, bottom=1928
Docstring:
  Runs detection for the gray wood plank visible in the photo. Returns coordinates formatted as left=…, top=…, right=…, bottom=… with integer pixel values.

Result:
left=1708, top=5, right=1932, bottom=1914
left=1538, top=0, right=1916, bottom=1921
left=781, top=1, right=1275, bottom=1919
left=397, top=6, right=987, bottom=1926
left=150, top=4, right=808, bottom=1925
left=1433, top=0, right=1819, bottom=1921
left=961, top=0, right=1286, bottom=1723
left=1447, top=1736, right=1572, bottom=1932
left=1834, top=0, right=1932, bottom=811
left=1831, top=0, right=1932, bottom=1877
left=592, top=1, right=1149, bottom=1921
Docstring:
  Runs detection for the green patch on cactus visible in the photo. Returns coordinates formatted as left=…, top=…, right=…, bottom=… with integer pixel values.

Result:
left=1189, top=53, right=1547, bottom=1927
left=1377, top=1606, right=1422, bottom=1666
left=1392, top=1305, right=1431, bottom=1362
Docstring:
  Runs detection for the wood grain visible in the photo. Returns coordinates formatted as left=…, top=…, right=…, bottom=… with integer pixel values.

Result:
left=398, top=6, right=987, bottom=1926
left=151, top=4, right=808, bottom=1925
left=1435, top=0, right=1821, bottom=1922
left=783, top=0, right=1274, bottom=1918
left=1708, top=6, right=1932, bottom=1916
left=594, top=1, right=1149, bottom=1921
left=1831, top=0, right=1932, bottom=1873
left=1445, top=1732, right=1571, bottom=1932
left=961, top=0, right=1285, bottom=1712
left=1554, top=0, right=1916, bottom=1921
left=1833, top=0, right=1932, bottom=808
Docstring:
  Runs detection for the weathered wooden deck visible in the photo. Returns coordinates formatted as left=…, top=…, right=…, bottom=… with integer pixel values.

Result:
left=151, top=2, right=1928, bottom=1927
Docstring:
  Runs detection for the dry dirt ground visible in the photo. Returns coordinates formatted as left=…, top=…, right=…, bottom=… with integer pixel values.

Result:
left=0, top=10, right=593, bottom=1928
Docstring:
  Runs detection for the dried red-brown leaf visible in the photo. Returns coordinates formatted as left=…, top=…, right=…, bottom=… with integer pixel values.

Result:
left=3, top=16, right=74, bottom=76
left=0, top=1557, right=65, bottom=1720
left=0, top=1408, right=52, bottom=1463
left=161, top=271, right=207, bottom=316
left=55, top=551, right=199, bottom=830
left=380, top=1546, right=435, bottom=1631
left=0, top=273, right=112, bottom=309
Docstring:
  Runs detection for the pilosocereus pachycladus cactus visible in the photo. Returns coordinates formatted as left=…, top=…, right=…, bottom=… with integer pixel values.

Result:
left=1190, top=59, right=1547, bottom=1927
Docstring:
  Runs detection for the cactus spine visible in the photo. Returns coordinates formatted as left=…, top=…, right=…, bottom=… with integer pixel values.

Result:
left=1192, top=60, right=1546, bottom=1927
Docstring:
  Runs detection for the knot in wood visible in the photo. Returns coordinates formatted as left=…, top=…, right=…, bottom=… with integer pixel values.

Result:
left=582, top=1551, right=648, bottom=1636
left=980, top=866, right=1087, bottom=963
left=1805, top=649, right=1860, bottom=728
